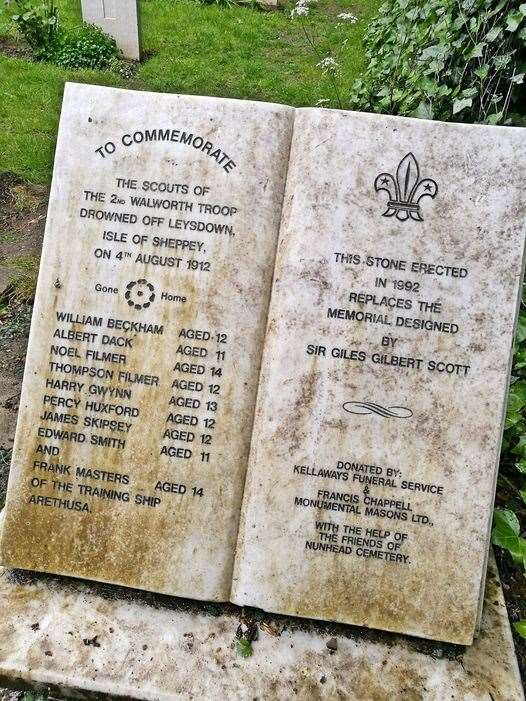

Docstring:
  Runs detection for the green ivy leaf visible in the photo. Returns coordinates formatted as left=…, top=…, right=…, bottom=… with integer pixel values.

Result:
left=491, top=509, right=526, bottom=568
left=505, top=413, right=522, bottom=430
left=485, top=26, right=502, bottom=41
left=484, top=112, right=504, bottom=124
left=516, top=313, right=526, bottom=343
left=516, top=458, right=526, bottom=474
left=453, top=97, right=473, bottom=113
left=467, top=42, right=486, bottom=58
left=519, top=490, right=526, bottom=505
left=506, top=11, right=524, bottom=32
left=412, top=101, right=434, bottom=118
left=493, top=508, right=520, bottom=537
left=235, top=637, right=253, bottom=658
left=420, top=44, right=447, bottom=60
left=513, top=436, right=526, bottom=458
left=488, top=0, right=508, bottom=18
left=508, top=381, right=526, bottom=409
left=461, top=86, right=479, bottom=97
left=513, top=620, right=526, bottom=639
left=474, top=65, right=490, bottom=79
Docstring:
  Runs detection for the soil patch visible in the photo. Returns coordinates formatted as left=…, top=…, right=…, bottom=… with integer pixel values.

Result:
left=0, top=172, right=48, bottom=261
left=0, top=37, right=32, bottom=61
left=0, top=172, right=41, bottom=509
left=0, top=301, right=30, bottom=510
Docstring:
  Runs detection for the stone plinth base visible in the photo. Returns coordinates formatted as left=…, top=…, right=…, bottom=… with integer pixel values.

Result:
left=0, top=553, right=522, bottom=700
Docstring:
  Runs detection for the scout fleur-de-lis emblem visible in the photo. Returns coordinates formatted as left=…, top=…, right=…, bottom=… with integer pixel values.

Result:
left=374, top=153, right=438, bottom=222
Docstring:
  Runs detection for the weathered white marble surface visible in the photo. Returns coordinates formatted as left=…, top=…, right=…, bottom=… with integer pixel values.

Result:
left=233, top=109, right=526, bottom=644
left=0, top=546, right=522, bottom=700
left=81, top=0, right=141, bottom=60
left=0, top=84, right=294, bottom=602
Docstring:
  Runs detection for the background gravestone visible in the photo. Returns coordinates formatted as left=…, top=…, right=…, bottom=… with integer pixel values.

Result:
left=81, top=0, right=141, bottom=60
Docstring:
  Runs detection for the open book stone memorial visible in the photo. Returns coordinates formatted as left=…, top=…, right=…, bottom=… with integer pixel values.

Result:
left=1, top=83, right=525, bottom=649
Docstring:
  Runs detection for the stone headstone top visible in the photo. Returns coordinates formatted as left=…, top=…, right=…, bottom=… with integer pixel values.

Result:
left=81, top=0, right=141, bottom=60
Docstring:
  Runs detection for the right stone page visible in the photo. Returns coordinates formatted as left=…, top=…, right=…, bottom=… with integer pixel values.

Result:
left=231, top=109, right=526, bottom=645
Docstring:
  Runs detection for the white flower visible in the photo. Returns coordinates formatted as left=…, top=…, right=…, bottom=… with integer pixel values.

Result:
left=337, top=12, right=358, bottom=22
left=290, top=0, right=317, bottom=18
left=291, top=3, right=308, bottom=17
left=316, top=56, right=340, bottom=74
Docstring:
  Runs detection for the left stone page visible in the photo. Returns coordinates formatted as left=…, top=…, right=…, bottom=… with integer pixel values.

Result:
left=0, top=83, right=293, bottom=600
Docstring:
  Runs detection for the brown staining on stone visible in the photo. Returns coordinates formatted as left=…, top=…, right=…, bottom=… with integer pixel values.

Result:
left=1, top=86, right=297, bottom=605
left=272, top=368, right=321, bottom=456
left=183, top=632, right=194, bottom=651
left=230, top=109, right=526, bottom=647
left=299, top=256, right=330, bottom=306
left=0, top=552, right=522, bottom=699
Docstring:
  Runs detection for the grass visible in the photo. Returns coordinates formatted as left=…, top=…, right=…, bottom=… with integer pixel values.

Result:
left=0, top=0, right=379, bottom=183
left=0, top=299, right=32, bottom=338
left=11, top=181, right=43, bottom=212
left=1, top=253, right=40, bottom=300
left=0, top=230, right=19, bottom=244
